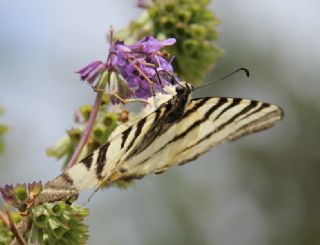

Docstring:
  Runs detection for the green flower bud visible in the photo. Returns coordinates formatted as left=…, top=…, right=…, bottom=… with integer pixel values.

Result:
left=100, top=94, right=110, bottom=107
left=93, top=125, right=105, bottom=140
left=177, top=9, right=192, bottom=22
left=164, top=2, right=175, bottom=12
left=160, top=16, right=175, bottom=30
left=190, top=24, right=206, bottom=39
left=79, top=105, right=92, bottom=122
left=13, top=184, right=28, bottom=203
left=102, top=114, right=116, bottom=126
left=175, top=22, right=187, bottom=37
left=182, top=39, right=199, bottom=55
left=67, top=128, right=82, bottom=145
left=46, top=136, right=72, bottom=159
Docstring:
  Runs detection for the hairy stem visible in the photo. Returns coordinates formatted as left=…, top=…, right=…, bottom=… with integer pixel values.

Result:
left=0, top=210, right=9, bottom=227
left=5, top=207, right=27, bottom=245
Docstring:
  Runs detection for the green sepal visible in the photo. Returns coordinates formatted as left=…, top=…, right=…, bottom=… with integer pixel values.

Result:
left=29, top=223, right=44, bottom=244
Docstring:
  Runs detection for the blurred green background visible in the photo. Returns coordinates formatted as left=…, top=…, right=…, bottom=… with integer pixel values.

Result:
left=0, top=1, right=319, bottom=244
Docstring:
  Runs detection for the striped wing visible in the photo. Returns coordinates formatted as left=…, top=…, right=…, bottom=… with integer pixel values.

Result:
left=41, top=96, right=283, bottom=204
left=105, top=97, right=283, bottom=183
left=65, top=107, right=163, bottom=191
left=38, top=109, right=166, bottom=203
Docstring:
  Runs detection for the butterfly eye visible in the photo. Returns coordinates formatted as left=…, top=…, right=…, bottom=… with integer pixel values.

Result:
left=175, top=85, right=186, bottom=94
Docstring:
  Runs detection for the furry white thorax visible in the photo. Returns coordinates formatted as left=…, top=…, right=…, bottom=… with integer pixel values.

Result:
left=142, top=84, right=178, bottom=115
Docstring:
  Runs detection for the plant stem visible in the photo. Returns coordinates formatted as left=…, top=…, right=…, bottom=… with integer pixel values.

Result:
left=66, top=71, right=109, bottom=170
left=0, top=210, right=9, bottom=227
left=5, top=207, right=27, bottom=245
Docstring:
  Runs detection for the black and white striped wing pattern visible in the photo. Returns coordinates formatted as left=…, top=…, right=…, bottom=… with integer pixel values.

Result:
left=107, top=97, right=283, bottom=181
left=66, top=109, right=163, bottom=190
left=39, top=88, right=283, bottom=204
left=38, top=110, right=164, bottom=203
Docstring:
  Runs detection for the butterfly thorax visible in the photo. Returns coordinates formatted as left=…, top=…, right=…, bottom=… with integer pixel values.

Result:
left=142, top=82, right=192, bottom=115
left=122, top=83, right=192, bottom=161
left=166, top=82, right=192, bottom=122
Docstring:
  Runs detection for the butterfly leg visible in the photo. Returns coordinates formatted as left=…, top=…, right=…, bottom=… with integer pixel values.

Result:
left=94, top=89, right=151, bottom=105
left=130, top=61, right=158, bottom=107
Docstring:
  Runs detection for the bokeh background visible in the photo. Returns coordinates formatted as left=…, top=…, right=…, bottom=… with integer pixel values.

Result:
left=1, top=0, right=319, bottom=244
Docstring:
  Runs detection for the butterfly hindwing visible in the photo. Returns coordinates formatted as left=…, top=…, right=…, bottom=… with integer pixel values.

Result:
left=66, top=107, right=163, bottom=190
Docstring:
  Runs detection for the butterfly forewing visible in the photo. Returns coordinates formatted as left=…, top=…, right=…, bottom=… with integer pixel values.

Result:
left=110, top=97, right=283, bottom=180
left=39, top=83, right=283, bottom=203
left=172, top=97, right=283, bottom=166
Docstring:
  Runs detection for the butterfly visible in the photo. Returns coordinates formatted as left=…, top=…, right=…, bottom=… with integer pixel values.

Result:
left=36, top=81, right=283, bottom=204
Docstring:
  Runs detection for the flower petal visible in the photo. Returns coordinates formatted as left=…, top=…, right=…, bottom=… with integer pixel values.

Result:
left=76, top=60, right=106, bottom=85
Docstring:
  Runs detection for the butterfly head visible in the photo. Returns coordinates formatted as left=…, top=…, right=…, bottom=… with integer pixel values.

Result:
left=175, top=82, right=193, bottom=95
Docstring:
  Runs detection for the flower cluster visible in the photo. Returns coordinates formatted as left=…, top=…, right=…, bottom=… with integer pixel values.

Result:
left=77, top=36, right=177, bottom=101
left=0, top=183, right=89, bottom=245
left=117, top=0, right=223, bottom=84
left=29, top=202, right=89, bottom=245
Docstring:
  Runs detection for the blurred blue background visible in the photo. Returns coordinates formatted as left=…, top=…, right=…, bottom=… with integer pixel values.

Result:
left=1, top=0, right=319, bottom=244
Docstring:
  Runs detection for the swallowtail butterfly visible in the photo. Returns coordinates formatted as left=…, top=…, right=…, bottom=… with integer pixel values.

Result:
left=36, top=81, right=283, bottom=204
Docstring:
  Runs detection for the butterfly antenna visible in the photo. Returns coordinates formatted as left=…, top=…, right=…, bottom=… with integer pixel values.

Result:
left=194, top=67, right=250, bottom=91
left=153, top=67, right=163, bottom=87
left=156, top=69, right=185, bottom=87
left=170, top=74, right=184, bottom=87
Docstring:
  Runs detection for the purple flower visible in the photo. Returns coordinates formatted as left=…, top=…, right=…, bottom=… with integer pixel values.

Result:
left=109, top=41, right=132, bottom=68
left=76, top=60, right=106, bottom=85
left=0, top=184, right=15, bottom=205
left=153, top=55, right=174, bottom=74
left=129, top=36, right=176, bottom=54
left=109, top=36, right=177, bottom=100
left=77, top=35, right=177, bottom=102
